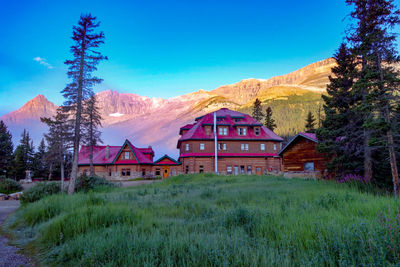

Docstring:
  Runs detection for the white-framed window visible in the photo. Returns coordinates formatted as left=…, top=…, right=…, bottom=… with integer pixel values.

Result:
left=200, top=143, right=205, bottom=150
left=304, top=162, right=315, bottom=171
left=227, top=166, right=232, bottom=174
left=260, top=144, right=265, bottom=151
left=241, top=143, right=249, bottom=151
left=218, top=143, right=226, bottom=150
left=124, top=151, right=129, bottom=159
left=218, top=127, right=228, bottom=135
left=185, top=144, right=190, bottom=151
left=254, top=127, right=260, bottom=135
left=238, top=127, right=247, bottom=136
left=273, top=144, right=277, bottom=150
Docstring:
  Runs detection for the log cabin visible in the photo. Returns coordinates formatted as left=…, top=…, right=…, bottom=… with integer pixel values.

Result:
left=278, top=132, right=327, bottom=178
left=177, top=108, right=283, bottom=175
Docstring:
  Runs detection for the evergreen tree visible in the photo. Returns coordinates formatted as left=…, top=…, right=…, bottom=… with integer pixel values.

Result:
left=305, top=112, right=316, bottom=133
left=346, top=0, right=400, bottom=195
left=317, top=43, right=364, bottom=176
left=264, top=107, right=277, bottom=131
left=11, top=129, right=34, bottom=180
left=0, top=121, right=13, bottom=177
left=61, top=14, right=107, bottom=194
left=252, top=98, right=263, bottom=122
left=82, top=94, right=103, bottom=176
left=41, top=108, right=72, bottom=192
left=32, top=138, right=47, bottom=179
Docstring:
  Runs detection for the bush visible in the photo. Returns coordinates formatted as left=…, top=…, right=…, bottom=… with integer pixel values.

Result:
left=20, top=182, right=60, bottom=204
left=75, top=175, right=115, bottom=192
left=0, top=178, right=23, bottom=194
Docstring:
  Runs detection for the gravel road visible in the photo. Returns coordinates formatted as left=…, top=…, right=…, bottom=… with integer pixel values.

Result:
left=0, top=200, right=33, bottom=267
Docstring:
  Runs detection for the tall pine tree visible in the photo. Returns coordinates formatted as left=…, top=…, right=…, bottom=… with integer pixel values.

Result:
left=32, top=138, right=47, bottom=179
left=0, top=121, right=13, bottom=177
left=82, top=94, right=103, bottom=176
left=346, top=0, right=400, bottom=195
left=252, top=98, right=263, bottom=122
left=61, top=14, right=107, bottom=194
left=264, top=107, right=277, bottom=131
left=12, top=129, right=34, bottom=180
left=305, top=112, right=316, bottom=133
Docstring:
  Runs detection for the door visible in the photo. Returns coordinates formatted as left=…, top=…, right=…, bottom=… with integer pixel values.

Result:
left=162, top=166, right=170, bottom=179
left=234, top=166, right=239, bottom=175
left=256, top=167, right=262, bottom=175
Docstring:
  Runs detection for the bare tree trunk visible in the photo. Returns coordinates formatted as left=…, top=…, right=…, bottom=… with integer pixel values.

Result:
left=60, top=150, right=65, bottom=193
left=67, top=25, right=87, bottom=195
left=89, top=142, right=94, bottom=176
left=376, top=54, right=399, bottom=197
left=48, top=162, right=53, bottom=180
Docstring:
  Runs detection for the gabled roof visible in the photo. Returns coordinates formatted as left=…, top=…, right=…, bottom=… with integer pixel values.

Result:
left=177, top=108, right=283, bottom=148
left=154, top=155, right=181, bottom=165
left=179, top=124, right=195, bottom=135
left=278, top=132, right=318, bottom=156
left=78, top=140, right=154, bottom=165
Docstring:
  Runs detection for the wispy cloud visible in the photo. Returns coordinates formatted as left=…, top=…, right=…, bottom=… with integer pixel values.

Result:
left=33, top=56, right=53, bottom=69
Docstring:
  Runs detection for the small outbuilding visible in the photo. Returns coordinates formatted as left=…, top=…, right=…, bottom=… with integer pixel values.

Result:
left=278, top=132, right=327, bottom=178
left=154, top=155, right=181, bottom=179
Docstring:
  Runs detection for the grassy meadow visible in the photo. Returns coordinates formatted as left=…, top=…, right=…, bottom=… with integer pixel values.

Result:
left=4, top=174, right=400, bottom=266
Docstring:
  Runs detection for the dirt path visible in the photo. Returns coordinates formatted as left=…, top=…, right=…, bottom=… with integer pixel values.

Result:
left=0, top=200, right=33, bottom=267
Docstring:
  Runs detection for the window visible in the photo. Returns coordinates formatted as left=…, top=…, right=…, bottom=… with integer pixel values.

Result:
left=273, top=144, right=277, bottom=150
left=126, top=169, right=131, bottom=176
left=200, top=143, right=205, bottom=150
left=260, top=144, right=265, bottom=151
left=124, top=151, right=129, bottom=159
left=240, top=166, right=245, bottom=174
left=185, top=165, right=189, bottom=174
left=218, top=143, right=226, bottom=150
left=216, top=117, right=224, bottom=122
left=199, top=165, right=204, bottom=173
left=141, top=169, right=145, bottom=177
left=254, top=127, right=260, bottom=135
left=108, top=169, right=112, bottom=176
left=238, top=127, right=247, bottom=136
left=186, top=144, right=190, bottom=151
left=234, top=118, right=243, bottom=122
left=83, top=169, right=88, bottom=176
left=241, top=143, right=249, bottom=151
left=304, top=162, right=315, bottom=171
left=155, top=168, right=161, bottom=176
left=121, top=169, right=126, bottom=176
left=205, top=126, right=211, bottom=135
left=218, top=127, right=228, bottom=135
left=247, top=166, right=252, bottom=175
left=227, top=166, right=232, bottom=174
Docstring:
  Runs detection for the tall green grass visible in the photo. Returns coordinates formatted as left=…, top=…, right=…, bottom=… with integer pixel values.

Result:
left=5, top=174, right=400, bottom=266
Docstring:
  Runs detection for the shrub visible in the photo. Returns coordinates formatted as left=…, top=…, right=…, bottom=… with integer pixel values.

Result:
left=20, top=182, right=60, bottom=204
left=75, top=175, right=115, bottom=192
left=0, top=178, right=23, bottom=194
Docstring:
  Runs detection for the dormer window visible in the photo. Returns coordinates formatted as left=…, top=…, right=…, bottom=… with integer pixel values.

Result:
left=234, top=118, right=243, bottom=122
left=238, top=127, right=247, bottom=136
left=254, top=127, right=260, bottom=136
left=124, top=152, right=129, bottom=159
left=218, top=127, right=228, bottom=136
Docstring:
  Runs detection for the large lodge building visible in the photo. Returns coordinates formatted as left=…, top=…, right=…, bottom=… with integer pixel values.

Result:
left=78, top=108, right=326, bottom=179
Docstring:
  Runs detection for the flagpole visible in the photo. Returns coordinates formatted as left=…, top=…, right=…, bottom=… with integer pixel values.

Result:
left=213, top=111, right=218, bottom=174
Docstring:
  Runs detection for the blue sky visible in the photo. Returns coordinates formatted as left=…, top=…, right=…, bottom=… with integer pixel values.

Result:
left=0, top=0, right=398, bottom=116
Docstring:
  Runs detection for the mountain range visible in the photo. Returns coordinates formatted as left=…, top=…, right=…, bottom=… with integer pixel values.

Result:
left=0, top=58, right=336, bottom=158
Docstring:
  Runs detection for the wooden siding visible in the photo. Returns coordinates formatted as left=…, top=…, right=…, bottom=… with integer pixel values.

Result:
left=281, top=137, right=326, bottom=172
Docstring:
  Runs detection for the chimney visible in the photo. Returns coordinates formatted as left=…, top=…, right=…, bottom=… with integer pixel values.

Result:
left=105, top=145, right=110, bottom=159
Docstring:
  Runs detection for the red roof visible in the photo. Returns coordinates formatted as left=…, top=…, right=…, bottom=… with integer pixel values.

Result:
left=154, top=155, right=181, bottom=165
left=299, top=132, right=317, bottom=142
left=78, top=140, right=154, bottom=165
left=177, top=108, right=283, bottom=148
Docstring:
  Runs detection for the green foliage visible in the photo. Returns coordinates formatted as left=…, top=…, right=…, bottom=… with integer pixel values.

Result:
left=251, top=98, right=263, bottom=122
left=11, top=129, right=34, bottom=180
left=75, top=175, right=115, bottom=192
left=305, top=111, right=316, bottom=133
left=264, top=106, right=277, bottom=131
left=6, top=174, right=400, bottom=266
left=20, top=182, right=61, bottom=204
left=0, top=120, right=13, bottom=176
left=0, top=178, right=22, bottom=194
